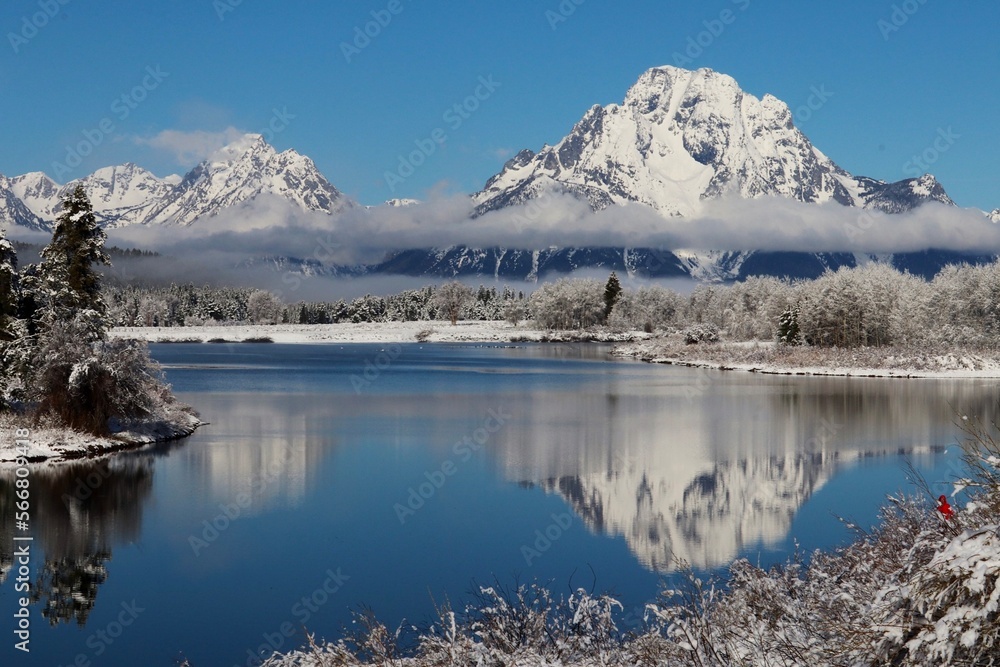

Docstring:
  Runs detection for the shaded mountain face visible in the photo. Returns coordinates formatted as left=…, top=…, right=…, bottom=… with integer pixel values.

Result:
left=0, top=134, right=352, bottom=230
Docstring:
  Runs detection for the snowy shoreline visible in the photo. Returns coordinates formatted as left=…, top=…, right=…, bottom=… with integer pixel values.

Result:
left=0, top=408, right=202, bottom=467
left=615, top=339, right=1000, bottom=379
left=110, top=322, right=1000, bottom=379
left=108, top=321, right=652, bottom=345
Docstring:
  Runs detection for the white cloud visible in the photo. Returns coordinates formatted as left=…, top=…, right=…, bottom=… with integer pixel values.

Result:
left=104, top=192, right=1000, bottom=272
left=132, top=127, right=246, bottom=165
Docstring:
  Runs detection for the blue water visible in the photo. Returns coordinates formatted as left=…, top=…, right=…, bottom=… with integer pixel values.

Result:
left=0, top=342, right=992, bottom=666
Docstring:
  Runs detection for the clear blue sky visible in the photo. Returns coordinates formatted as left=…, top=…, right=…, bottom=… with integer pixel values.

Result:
left=2, top=0, right=998, bottom=209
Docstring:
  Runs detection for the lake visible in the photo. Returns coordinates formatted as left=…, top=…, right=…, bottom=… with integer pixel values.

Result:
left=0, top=342, right=994, bottom=666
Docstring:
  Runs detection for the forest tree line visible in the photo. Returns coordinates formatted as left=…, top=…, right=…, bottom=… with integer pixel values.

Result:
left=106, top=260, right=1000, bottom=349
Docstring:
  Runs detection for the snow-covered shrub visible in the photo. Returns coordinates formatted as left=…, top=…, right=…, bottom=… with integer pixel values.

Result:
left=530, top=278, right=605, bottom=330
left=433, top=282, right=474, bottom=325
left=683, top=323, right=719, bottom=344
left=247, top=290, right=283, bottom=324
left=32, top=315, right=173, bottom=435
left=503, top=298, right=526, bottom=326
left=796, top=264, right=921, bottom=348
left=609, top=285, right=683, bottom=332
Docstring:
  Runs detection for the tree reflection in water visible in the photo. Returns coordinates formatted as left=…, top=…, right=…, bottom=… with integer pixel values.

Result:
left=0, top=453, right=155, bottom=627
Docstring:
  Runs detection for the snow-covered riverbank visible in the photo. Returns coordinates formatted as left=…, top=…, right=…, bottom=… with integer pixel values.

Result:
left=615, top=338, right=1000, bottom=379
left=111, top=323, right=1000, bottom=378
left=0, top=406, right=201, bottom=466
left=109, top=321, right=652, bottom=344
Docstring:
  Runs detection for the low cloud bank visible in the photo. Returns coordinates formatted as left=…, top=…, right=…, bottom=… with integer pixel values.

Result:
left=6, top=193, right=995, bottom=292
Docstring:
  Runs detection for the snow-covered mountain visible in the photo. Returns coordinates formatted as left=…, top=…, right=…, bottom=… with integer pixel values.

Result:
left=140, top=134, right=352, bottom=226
left=0, top=134, right=353, bottom=230
left=0, top=69, right=994, bottom=281
left=390, top=65, right=966, bottom=281
left=474, top=66, right=953, bottom=217
left=0, top=175, right=48, bottom=231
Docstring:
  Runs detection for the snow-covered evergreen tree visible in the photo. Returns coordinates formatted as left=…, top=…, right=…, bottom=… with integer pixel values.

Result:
left=777, top=305, right=801, bottom=345
left=39, top=185, right=110, bottom=327
left=0, top=232, right=18, bottom=341
left=603, top=271, right=622, bottom=320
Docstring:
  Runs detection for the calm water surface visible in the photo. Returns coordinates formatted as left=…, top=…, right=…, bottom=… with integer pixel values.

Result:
left=0, top=342, right=995, bottom=666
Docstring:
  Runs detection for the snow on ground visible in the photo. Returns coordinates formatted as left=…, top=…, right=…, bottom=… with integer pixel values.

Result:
left=0, top=408, right=201, bottom=467
left=114, top=323, right=1000, bottom=379
left=615, top=339, right=1000, bottom=379
left=109, top=321, right=651, bottom=344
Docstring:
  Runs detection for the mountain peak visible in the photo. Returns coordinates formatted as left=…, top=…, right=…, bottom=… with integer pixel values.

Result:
left=0, top=132, right=350, bottom=229
left=474, top=65, right=951, bottom=220
left=208, top=133, right=273, bottom=164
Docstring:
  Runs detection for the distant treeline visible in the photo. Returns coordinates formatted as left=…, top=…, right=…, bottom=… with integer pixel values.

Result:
left=106, top=260, right=1000, bottom=349
left=104, top=283, right=525, bottom=327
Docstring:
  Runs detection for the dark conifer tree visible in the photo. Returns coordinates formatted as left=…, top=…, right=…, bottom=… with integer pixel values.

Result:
left=603, top=271, right=622, bottom=319
left=39, top=185, right=110, bottom=322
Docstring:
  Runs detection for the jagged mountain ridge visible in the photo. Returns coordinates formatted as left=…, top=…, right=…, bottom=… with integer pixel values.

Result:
left=369, top=66, right=975, bottom=281
left=474, top=66, right=954, bottom=217
left=0, top=134, right=352, bottom=230
left=0, top=66, right=994, bottom=281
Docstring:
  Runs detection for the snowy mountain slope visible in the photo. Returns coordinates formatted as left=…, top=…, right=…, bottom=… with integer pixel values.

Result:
left=474, top=66, right=952, bottom=218
left=0, top=134, right=353, bottom=231
left=71, top=163, right=176, bottom=227
left=8, top=171, right=61, bottom=220
left=373, top=246, right=690, bottom=280
left=140, top=134, right=352, bottom=226
left=0, top=175, right=48, bottom=232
